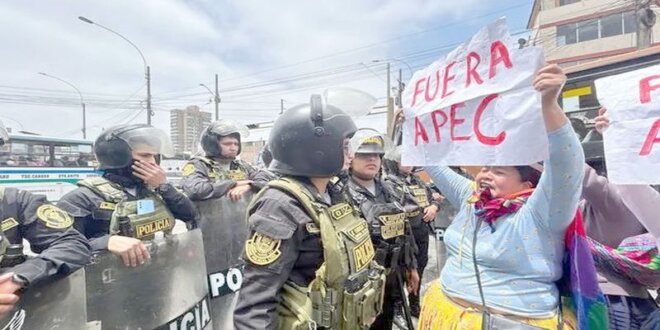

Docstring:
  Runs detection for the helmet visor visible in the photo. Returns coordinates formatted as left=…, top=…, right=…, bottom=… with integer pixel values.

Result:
left=323, top=87, right=377, bottom=118
left=116, top=126, right=174, bottom=157
left=207, top=119, right=249, bottom=138
left=0, top=121, right=9, bottom=145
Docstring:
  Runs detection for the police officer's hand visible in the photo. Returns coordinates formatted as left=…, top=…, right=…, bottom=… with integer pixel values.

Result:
left=423, top=205, right=439, bottom=222
left=594, top=107, right=609, bottom=134
left=406, top=269, right=420, bottom=295
left=132, top=160, right=167, bottom=188
left=394, top=107, right=404, bottom=124
left=108, top=235, right=150, bottom=267
left=0, top=273, right=20, bottom=316
left=432, top=192, right=443, bottom=202
left=227, top=183, right=252, bottom=202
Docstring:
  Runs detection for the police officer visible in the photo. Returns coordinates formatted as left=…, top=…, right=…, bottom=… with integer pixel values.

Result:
left=382, top=145, right=440, bottom=318
left=57, top=124, right=197, bottom=268
left=234, top=95, right=386, bottom=330
left=0, top=122, right=90, bottom=316
left=346, top=129, right=419, bottom=330
left=180, top=119, right=263, bottom=201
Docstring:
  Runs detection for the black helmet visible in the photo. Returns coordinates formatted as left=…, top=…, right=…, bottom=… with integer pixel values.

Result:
left=349, top=128, right=389, bottom=156
left=94, top=124, right=173, bottom=170
left=0, top=120, right=8, bottom=146
left=200, top=119, right=249, bottom=158
left=269, top=95, right=357, bottom=177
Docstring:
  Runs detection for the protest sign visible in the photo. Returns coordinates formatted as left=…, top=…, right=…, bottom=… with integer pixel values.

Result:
left=401, top=18, right=547, bottom=166
left=595, top=64, right=660, bottom=184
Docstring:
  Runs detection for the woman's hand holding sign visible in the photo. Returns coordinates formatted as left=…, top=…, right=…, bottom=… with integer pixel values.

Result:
left=533, top=64, right=568, bottom=132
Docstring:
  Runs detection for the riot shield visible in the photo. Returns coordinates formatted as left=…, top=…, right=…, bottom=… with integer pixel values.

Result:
left=0, top=268, right=86, bottom=330
left=86, top=229, right=212, bottom=330
left=195, top=193, right=252, bottom=329
left=432, top=198, right=457, bottom=278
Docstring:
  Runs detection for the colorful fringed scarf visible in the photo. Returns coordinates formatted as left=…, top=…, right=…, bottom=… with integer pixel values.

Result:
left=469, top=187, right=609, bottom=330
left=589, top=233, right=660, bottom=289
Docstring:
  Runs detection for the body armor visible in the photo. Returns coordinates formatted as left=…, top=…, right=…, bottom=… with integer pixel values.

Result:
left=77, top=177, right=175, bottom=240
left=192, top=156, right=249, bottom=181
left=252, top=178, right=385, bottom=329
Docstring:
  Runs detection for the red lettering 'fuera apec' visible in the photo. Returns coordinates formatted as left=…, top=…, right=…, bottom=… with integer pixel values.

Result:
left=450, top=103, right=470, bottom=141
left=466, top=52, right=484, bottom=88
left=425, top=70, right=441, bottom=103
left=442, top=61, right=457, bottom=98
left=640, top=75, right=660, bottom=104
left=488, top=41, right=513, bottom=79
left=411, top=77, right=426, bottom=107
left=474, top=94, right=506, bottom=145
left=640, top=119, right=660, bottom=156
left=431, top=109, right=449, bottom=143
left=414, top=116, right=429, bottom=146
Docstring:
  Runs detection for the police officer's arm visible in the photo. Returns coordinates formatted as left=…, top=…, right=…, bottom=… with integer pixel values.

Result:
left=14, top=191, right=90, bottom=286
left=157, top=183, right=197, bottom=222
left=234, top=195, right=303, bottom=330
left=57, top=190, right=110, bottom=253
left=245, top=163, right=268, bottom=192
left=181, top=161, right=237, bottom=200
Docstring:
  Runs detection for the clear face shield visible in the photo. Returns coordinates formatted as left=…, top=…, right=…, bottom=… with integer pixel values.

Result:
left=207, top=119, right=250, bottom=138
left=322, top=87, right=377, bottom=118
left=348, top=128, right=392, bottom=158
left=118, top=127, right=174, bottom=161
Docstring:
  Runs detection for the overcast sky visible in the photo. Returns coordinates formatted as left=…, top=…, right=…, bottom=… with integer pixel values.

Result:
left=0, top=0, right=533, bottom=140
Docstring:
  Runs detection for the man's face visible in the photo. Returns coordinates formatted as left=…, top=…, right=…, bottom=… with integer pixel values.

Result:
left=131, top=144, right=159, bottom=164
left=351, top=153, right=381, bottom=180
left=399, top=165, right=413, bottom=176
left=219, top=136, right=240, bottom=159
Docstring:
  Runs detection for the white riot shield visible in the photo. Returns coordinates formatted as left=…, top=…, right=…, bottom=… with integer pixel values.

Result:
left=195, top=193, right=252, bottom=329
left=0, top=268, right=86, bottom=330
left=86, top=229, right=212, bottom=330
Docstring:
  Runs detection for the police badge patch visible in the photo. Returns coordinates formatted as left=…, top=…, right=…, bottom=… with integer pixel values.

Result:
left=182, top=163, right=196, bottom=177
left=36, top=205, right=73, bottom=230
left=245, top=232, right=281, bottom=265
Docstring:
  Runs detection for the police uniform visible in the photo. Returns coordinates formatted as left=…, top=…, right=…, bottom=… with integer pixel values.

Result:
left=234, top=94, right=385, bottom=330
left=383, top=171, right=440, bottom=316
left=0, top=187, right=90, bottom=286
left=58, top=177, right=197, bottom=250
left=346, top=177, right=417, bottom=330
left=57, top=124, right=197, bottom=250
left=180, top=157, right=264, bottom=200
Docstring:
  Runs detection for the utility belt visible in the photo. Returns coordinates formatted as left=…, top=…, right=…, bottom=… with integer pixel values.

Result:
left=373, top=236, right=416, bottom=271
left=281, top=264, right=386, bottom=330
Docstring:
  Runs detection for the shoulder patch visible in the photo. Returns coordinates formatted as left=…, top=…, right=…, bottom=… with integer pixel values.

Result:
left=1, top=218, right=19, bottom=232
left=36, top=205, right=73, bottom=230
left=182, top=163, right=196, bottom=177
left=245, top=232, right=282, bottom=265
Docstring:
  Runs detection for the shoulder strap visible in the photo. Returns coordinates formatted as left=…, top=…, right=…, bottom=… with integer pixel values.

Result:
left=192, top=155, right=214, bottom=167
left=77, top=177, right=125, bottom=203
left=265, top=178, right=322, bottom=225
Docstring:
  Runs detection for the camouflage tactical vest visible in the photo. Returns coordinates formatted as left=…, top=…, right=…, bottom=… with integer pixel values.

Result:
left=0, top=188, right=13, bottom=263
left=77, top=177, right=175, bottom=241
left=250, top=178, right=386, bottom=330
left=193, top=156, right=248, bottom=181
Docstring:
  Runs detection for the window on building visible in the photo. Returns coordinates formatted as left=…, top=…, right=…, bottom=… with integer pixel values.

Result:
left=559, top=0, right=581, bottom=6
left=556, top=11, right=636, bottom=46
left=578, top=19, right=599, bottom=42
left=600, top=13, right=623, bottom=38
left=623, top=11, right=637, bottom=34
left=557, top=23, right=578, bottom=46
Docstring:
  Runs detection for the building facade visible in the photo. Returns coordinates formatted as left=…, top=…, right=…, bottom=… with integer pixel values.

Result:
left=528, top=0, right=659, bottom=66
left=170, top=105, right=212, bottom=155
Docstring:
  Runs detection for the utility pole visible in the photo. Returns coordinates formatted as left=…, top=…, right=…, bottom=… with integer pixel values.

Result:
left=386, top=62, right=393, bottom=137
left=280, top=99, right=285, bottom=114
left=397, top=68, right=403, bottom=107
left=636, top=0, right=658, bottom=49
left=214, top=73, right=220, bottom=120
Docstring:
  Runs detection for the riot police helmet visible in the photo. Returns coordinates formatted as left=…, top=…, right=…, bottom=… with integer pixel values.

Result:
left=349, top=128, right=391, bottom=157
left=200, top=119, right=249, bottom=158
left=269, top=94, right=357, bottom=177
left=382, top=145, right=402, bottom=174
left=94, top=124, right=174, bottom=170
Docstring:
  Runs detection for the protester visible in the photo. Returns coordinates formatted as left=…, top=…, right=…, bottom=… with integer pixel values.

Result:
left=417, top=64, right=582, bottom=329
left=582, top=107, right=659, bottom=330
